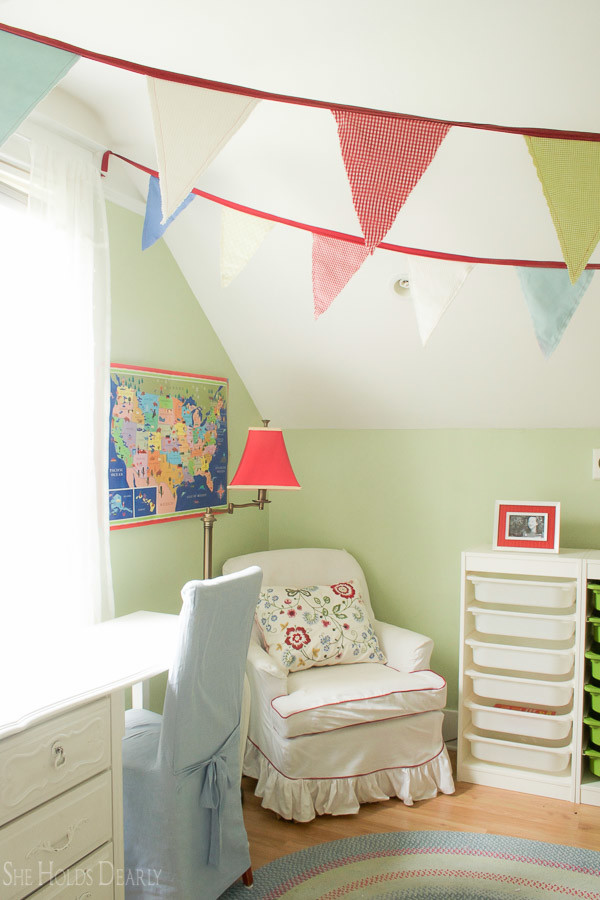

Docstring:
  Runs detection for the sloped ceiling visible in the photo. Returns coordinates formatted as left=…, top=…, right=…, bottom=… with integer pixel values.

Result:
left=3, top=1, right=600, bottom=428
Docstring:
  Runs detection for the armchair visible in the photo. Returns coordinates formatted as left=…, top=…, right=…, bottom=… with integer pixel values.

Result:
left=223, top=548, right=454, bottom=822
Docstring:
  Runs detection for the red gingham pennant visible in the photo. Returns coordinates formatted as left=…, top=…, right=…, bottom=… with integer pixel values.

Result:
left=312, top=234, right=369, bottom=318
left=333, top=110, right=451, bottom=252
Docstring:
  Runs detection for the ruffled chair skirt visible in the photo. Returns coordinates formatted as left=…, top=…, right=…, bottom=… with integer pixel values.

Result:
left=243, top=710, right=455, bottom=822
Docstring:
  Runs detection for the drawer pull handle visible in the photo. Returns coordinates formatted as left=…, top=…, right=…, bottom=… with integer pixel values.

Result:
left=51, top=741, right=66, bottom=768
left=26, top=818, right=88, bottom=857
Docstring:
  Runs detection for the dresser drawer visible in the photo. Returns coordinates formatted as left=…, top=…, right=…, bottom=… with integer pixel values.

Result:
left=0, top=700, right=111, bottom=826
left=0, top=772, right=112, bottom=900
left=29, top=843, right=114, bottom=900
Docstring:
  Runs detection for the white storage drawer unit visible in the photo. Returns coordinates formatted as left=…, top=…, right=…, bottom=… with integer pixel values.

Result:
left=467, top=605, right=576, bottom=641
left=0, top=773, right=113, bottom=900
left=0, top=699, right=117, bottom=900
left=458, top=548, right=600, bottom=804
left=465, top=698, right=573, bottom=742
left=0, top=612, right=181, bottom=900
left=465, top=635, right=575, bottom=676
left=0, top=699, right=111, bottom=828
left=469, top=574, right=576, bottom=609
left=465, top=730, right=572, bottom=773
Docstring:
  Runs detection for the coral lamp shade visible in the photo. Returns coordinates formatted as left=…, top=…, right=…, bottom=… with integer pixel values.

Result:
left=229, top=427, right=301, bottom=490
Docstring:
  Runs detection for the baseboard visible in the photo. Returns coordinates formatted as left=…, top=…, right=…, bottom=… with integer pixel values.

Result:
left=442, top=707, right=458, bottom=742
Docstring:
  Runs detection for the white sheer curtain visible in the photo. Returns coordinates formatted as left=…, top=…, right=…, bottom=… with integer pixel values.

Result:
left=1, top=127, right=113, bottom=644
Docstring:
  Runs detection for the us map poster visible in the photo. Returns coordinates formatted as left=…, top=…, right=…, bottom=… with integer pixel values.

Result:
left=108, top=364, right=228, bottom=528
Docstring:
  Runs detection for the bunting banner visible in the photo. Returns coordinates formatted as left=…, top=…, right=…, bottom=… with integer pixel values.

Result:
left=516, top=266, right=594, bottom=357
left=220, top=207, right=275, bottom=287
left=142, top=175, right=195, bottom=250
left=312, top=234, right=369, bottom=318
left=0, top=31, right=78, bottom=148
left=407, top=255, right=474, bottom=345
left=147, top=77, right=259, bottom=222
left=525, top=136, right=600, bottom=284
left=333, top=110, right=451, bottom=253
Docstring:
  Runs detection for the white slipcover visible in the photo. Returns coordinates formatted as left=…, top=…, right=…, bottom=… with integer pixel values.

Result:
left=223, top=548, right=455, bottom=821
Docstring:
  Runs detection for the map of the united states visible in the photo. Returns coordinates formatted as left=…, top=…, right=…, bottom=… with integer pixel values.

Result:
left=108, top=366, right=228, bottom=526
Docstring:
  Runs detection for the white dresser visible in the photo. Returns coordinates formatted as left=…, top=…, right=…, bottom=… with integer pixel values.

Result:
left=0, top=612, right=179, bottom=900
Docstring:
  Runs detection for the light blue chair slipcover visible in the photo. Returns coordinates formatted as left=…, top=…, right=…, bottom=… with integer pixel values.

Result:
left=122, top=566, right=263, bottom=898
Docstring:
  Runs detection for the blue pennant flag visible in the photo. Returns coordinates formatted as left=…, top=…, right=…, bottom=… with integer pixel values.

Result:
left=142, top=175, right=195, bottom=250
left=516, top=266, right=594, bottom=357
left=0, top=31, right=78, bottom=148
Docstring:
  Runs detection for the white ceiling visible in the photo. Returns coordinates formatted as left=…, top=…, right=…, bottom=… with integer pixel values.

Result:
left=4, top=1, right=600, bottom=428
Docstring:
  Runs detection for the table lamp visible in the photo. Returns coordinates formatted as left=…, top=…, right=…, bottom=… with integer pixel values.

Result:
left=202, top=420, right=300, bottom=578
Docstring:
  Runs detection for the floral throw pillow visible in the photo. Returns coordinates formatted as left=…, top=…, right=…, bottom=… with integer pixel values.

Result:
left=255, top=581, right=387, bottom=672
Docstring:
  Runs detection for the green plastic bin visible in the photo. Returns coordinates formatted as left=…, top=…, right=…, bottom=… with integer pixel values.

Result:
left=585, top=647, right=600, bottom=681
left=583, top=743, right=600, bottom=778
left=589, top=583, right=600, bottom=612
left=588, top=617, right=600, bottom=643
left=585, top=682, right=600, bottom=714
left=584, top=715, right=600, bottom=746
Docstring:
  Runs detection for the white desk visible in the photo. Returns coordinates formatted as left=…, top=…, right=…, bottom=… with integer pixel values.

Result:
left=0, top=612, right=179, bottom=900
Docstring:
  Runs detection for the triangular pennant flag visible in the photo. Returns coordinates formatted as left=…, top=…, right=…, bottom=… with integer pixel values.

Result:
left=525, top=136, right=600, bottom=284
left=142, top=175, right=195, bottom=250
left=312, top=234, right=369, bottom=318
left=220, top=207, right=275, bottom=286
left=147, top=77, right=259, bottom=222
left=516, top=266, right=593, bottom=357
left=407, top=255, right=474, bottom=344
left=0, top=31, right=78, bottom=147
left=333, top=110, right=450, bottom=253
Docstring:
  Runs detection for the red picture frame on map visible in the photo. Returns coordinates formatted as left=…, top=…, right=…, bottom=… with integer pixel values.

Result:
left=493, top=501, right=560, bottom=553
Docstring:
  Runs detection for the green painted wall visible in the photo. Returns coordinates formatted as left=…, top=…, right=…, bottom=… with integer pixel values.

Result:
left=105, top=203, right=600, bottom=714
left=107, top=202, right=268, bottom=626
left=269, top=428, right=600, bottom=708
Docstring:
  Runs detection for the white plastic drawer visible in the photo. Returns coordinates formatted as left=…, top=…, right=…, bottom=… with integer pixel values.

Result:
left=465, top=698, right=573, bottom=741
left=467, top=605, right=576, bottom=641
left=0, top=699, right=111, bottom=827
left=30, top=843, right=114, bottom=899
left=0, top=772, right=112, bottom=900
left=465, top=668, right=574, bottom=708
left=468, top=575, right=576, bottom=609
left=465, top=729, right=571, bottom=773
left=465, top=634, right=575, bottom=676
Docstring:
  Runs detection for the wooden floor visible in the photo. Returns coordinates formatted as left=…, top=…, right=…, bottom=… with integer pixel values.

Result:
left=242, top=753, right=600, bottom=869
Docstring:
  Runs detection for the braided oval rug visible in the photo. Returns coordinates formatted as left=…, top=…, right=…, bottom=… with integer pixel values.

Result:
left=221, top=830, right=600, bottom=899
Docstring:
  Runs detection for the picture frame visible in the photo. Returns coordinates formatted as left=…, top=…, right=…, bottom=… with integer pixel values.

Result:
left=493, top=501, right=561, bottom=553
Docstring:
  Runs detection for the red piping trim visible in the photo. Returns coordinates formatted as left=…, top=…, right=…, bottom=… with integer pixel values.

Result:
left=247, top=737, right=446, bottom=780
left=2, top=22, right=600, bottom=142
left=271, top=675, right=446, bottom=720
left=110, top=361, right=229, bottom=383
left=277, top=708, right=444, bottom=739
left=103, top=150, right=600, bottom=270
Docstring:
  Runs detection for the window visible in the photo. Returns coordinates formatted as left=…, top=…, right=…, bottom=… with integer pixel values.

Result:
left=0, top=128, right=113, bottom=646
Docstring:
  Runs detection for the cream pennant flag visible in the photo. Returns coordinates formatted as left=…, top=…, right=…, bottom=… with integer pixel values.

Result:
left=407, top=255, right=474, bottom=344
left=312, top=234, right=369, bottom=318
left=147, top=77, right=259, bottom=222
left=516, top=266, right=594, bottom=357
left=220, top=207, right=275, bottom=287
left=525, top=136, right=600, bottom=284
left=333, top=110, right=451, bottom=253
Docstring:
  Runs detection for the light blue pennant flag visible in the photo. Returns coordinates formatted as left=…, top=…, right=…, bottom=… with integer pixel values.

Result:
left=142, top=175, right=195, bottom=249
left=516, top=265, right=594, bottom=357
left=0, top=31, right=78, bottom=147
